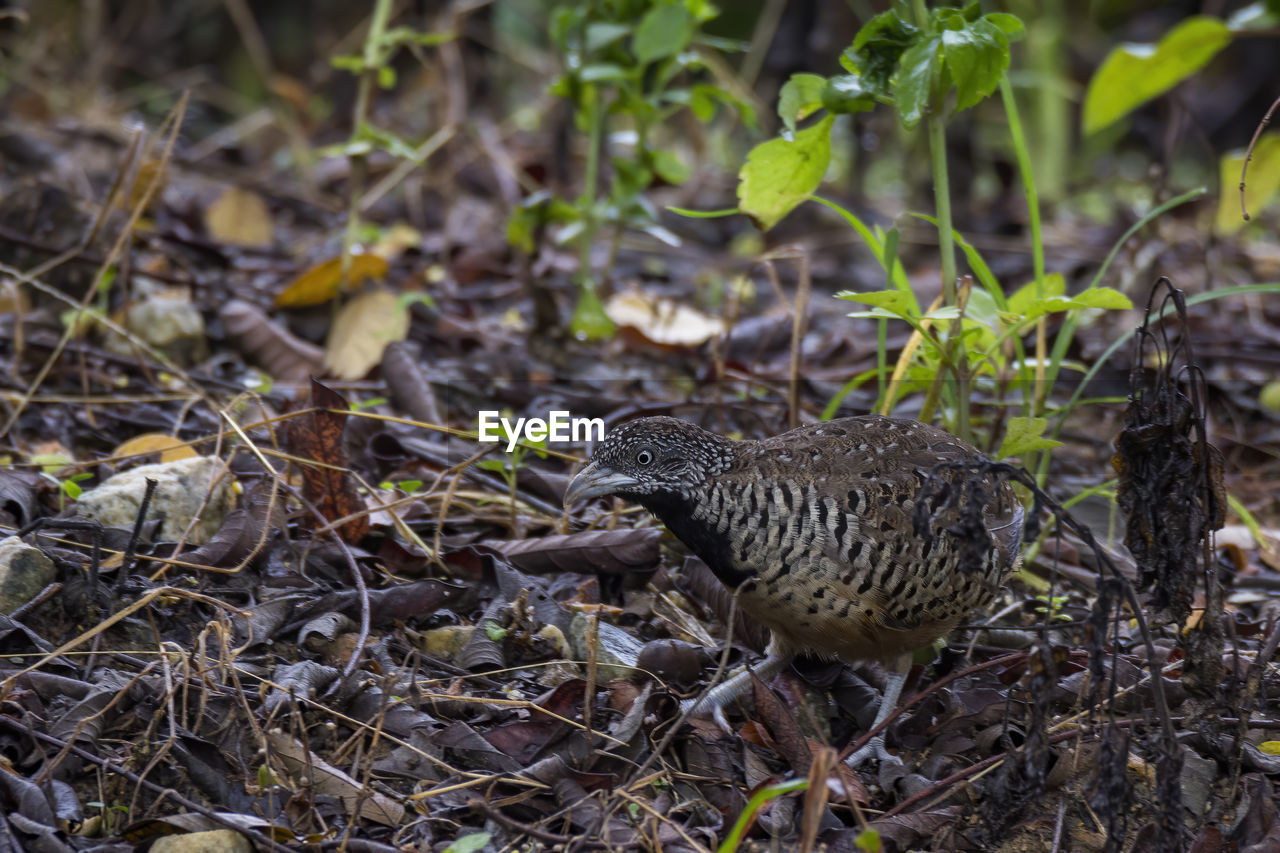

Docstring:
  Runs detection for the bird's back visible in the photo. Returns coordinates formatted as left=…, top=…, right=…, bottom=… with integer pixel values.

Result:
left=683, top=415, right=1022, bottom=663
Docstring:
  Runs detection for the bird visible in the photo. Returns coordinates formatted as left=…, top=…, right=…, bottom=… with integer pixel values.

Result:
left=563, top=415, right=1024, bottom=766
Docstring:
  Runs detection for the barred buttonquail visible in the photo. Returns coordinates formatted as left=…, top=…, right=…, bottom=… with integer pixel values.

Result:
left=564, top=415, right=1024, bottom=765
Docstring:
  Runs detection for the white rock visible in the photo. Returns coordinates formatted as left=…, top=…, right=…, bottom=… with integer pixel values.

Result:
left=76, top=456, right=233, bottom=544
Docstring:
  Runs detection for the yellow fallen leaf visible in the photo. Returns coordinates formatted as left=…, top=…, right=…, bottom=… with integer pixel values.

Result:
left=113, top=433, right=196, bottom=463
left=323, top=288, right=409, bottom=380
left=128, top=160, right=167, bottom=213
left=370, top=222, right=422, bottom=261
left=275, top=253, right=388, bottom=308
left=205, top=186, right=274, bottom=247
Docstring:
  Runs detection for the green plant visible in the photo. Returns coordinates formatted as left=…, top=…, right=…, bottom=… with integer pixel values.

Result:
left=476, top=414, right=548, bottom=526
left=1080, top=5, right=1280, bottom=231
left=714, top=2, right=1146, bottom=479
left=325, top=2, right=454, bottom=285
left=39, top=467, right=92, bottom=511
left=509, top=0, right=752, bottom=340
left=717, top=777, right=807, bottom=853
left=1032, top=592, right=1072, bottom=623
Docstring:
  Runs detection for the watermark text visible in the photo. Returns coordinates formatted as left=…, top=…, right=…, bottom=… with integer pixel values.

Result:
left=477, top=410, right=605, bottom=452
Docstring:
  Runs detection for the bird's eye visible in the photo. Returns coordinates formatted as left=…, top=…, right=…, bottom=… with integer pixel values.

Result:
left=635, top=449, right=654, bottom=466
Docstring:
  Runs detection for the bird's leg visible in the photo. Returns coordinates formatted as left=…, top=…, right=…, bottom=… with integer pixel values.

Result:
left=845, top=652, right=912, bottom=767
left=681, top=639, right=790, bottom=724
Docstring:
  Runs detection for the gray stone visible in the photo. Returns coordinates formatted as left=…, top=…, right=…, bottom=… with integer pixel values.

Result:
left=0, top=536, right=56, bottom=614
left=570, top=611, right=642, bottom=681
left=75, top=455, right=233, bottom=544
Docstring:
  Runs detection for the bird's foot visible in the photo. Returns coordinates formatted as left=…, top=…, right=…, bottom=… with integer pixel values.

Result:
left=679, top=696, right=734, bottom=733
left=844, top=735, right=902, bottom=769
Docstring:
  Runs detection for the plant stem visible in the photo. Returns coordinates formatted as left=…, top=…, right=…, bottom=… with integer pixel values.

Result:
left=999, top=74, right=1050, bottom=481
left=341, top=0, right=394, bottom=285
left=912, top=0, right=968, bottom=441
left=578, top=84, right=603, bottom=292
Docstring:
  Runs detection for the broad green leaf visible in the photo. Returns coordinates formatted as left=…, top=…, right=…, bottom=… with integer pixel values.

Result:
left=895, top=34, right=941, bottom=129
left=778, top=73, right=828, bottom=134
left=444, top=832, right=492, bottom=853
left=984, top=12, right=1025, bottom=39
left=997, top=416, right=1063, bottom=459
left=651, top=148, right=690, bottom=184
left=941, top=18, right=1009, bottom=111
left=836, top=288, right=921, bottom=319
left=1215, top=132, right=1280, bottom=232
left=737, top=114, right=834, bottom=230
left=633, top=2, right=694, bottom=65
left=1013, top=287, right=1133, bottom=323
left=1082, top=16, right=1231, bottom=134
left=846, top=9, right=918, bottom=93
left=1007, top=272, right=1067, bottom=315
left=822, top=74, right=876, bottom=115
left=586, top=22, right=630, bottom=51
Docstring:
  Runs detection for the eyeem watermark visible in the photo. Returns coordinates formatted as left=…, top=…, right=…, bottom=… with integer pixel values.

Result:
left=477, top=411, right=605, bottom=452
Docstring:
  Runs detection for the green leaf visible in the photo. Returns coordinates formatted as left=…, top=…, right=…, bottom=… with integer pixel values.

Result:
left=997, top=416, right=1063, bottom=459
left=836, top=288, right=921, bottom=319
left=586, top=22, right=631, bottom=51
left=1013, top=287, right=1133, bottom=323
left=579, top=63, right=628, bottom=82
left=444, top=832, right=493, bottom=853
left=822, top=74, right=876, bottom=115
left=1007, top=272, right=1066, bottom=315
left=846, top=9, right=918, bottom=94
left=737, top=114, right=834, bottom=230
left=983, top=13, right=1025, bottom=40
left=651, top=149, right=691, bottom=185
left=633, top=2, right=694, bottom=65
left=1082, top=16, right=1232, bottom=134
left=894, top=35, right=940, bottom=129
left=941, top=18, right=1009, bottom=111
left=778, top=73, right=828, bottom=134
left=1216, top=132, right=1280, bottom=232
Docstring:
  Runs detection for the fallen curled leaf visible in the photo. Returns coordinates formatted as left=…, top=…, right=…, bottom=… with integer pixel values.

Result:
left=322, top=287, right=409, bottom=380
left=219, top=299, right=324, bottom=382
left=266, top=731, right=404, bottom=826
left=285, top=379, right=370, bottom=543
left=205, top=186, right=274, bottom=247
left=275, top=253, right=388, bottom=308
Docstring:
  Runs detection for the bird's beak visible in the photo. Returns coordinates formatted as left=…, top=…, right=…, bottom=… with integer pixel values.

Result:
left=564, top=461, right=639, bottom=507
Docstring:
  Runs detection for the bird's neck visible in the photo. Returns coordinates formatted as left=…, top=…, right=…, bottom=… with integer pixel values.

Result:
left=638, top=488, right=753, bottom=588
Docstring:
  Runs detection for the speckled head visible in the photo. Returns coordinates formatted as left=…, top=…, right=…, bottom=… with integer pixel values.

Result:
left=563, top=416, right=735, bottom=506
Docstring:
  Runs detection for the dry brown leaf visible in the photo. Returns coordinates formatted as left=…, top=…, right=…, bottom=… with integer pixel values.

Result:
left=266, top=731, right=404, bottom=826
left=113, top=433, right=196, bottom=464
left=284, top=379, right=370, bottom=543
left=219, top=299, right=323, bottom=382
left=205, top=187, right=274, bottom=248
left=323, top=288, right=409, bottom=380
left=275, top=253, right=388, bottom=308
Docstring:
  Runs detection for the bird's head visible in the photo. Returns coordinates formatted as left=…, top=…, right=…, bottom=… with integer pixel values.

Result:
left=563, top=416, right=735, bottom=507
